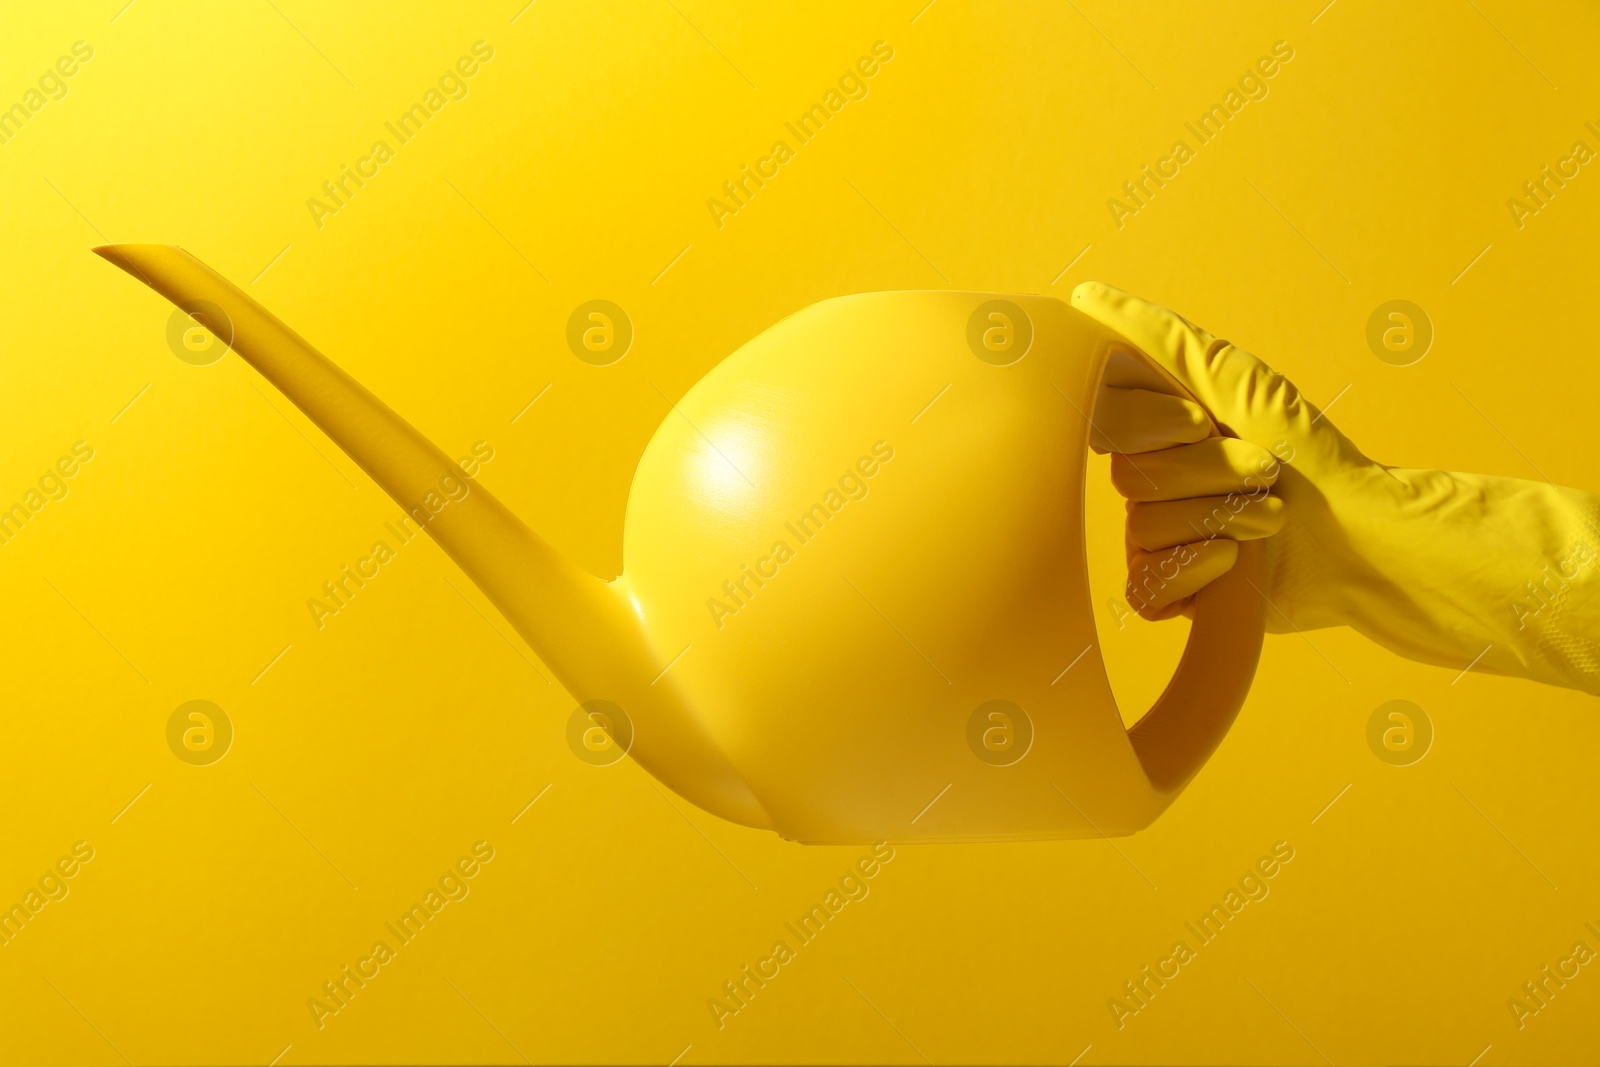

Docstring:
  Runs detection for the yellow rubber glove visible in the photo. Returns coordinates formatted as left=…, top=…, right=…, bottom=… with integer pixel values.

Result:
left=1074, top=281, right=1600, bottom=696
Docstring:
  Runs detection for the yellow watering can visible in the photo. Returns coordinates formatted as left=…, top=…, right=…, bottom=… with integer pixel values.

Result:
left=95, top=245, right=1264, bottom=844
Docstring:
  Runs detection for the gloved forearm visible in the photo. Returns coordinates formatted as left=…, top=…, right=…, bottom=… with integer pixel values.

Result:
left=1331, top=466, right=1600, bottom=693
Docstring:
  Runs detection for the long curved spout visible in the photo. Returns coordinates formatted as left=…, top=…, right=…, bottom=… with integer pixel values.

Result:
left=95, top=244, right=631, bottom=682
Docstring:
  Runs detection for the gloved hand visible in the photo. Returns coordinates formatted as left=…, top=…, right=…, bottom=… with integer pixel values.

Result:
left=1074, top=281, right=1600, bottom=696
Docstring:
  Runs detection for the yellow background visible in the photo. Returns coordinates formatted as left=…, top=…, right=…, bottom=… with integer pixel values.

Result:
left=2, top=0, right=1598, bottom=1063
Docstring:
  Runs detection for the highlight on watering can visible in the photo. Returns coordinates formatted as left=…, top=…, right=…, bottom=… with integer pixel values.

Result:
left=95, top=243, right=1276, bottom=844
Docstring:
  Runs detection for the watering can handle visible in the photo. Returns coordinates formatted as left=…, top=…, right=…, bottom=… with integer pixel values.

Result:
left=1095, top=343, right=1269, bottom=796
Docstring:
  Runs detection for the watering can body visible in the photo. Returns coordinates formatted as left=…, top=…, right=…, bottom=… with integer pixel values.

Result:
left=96, top=247, right=1266, bottom=844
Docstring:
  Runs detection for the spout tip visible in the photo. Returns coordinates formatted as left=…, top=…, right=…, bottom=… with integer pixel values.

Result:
left=91, top=243, right=188, bottom=288
left=91, top=242, right=179, bottom=256
left=92, top=243, right=141, bottom=285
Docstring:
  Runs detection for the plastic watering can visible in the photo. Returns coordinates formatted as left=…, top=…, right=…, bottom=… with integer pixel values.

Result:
left=95, top=245, right=1265, bottom=844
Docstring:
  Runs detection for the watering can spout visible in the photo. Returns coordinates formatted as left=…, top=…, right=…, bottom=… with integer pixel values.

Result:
left=94, top=244, right=773, bottom=829
left=93, top=243, right=620, bottom=664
